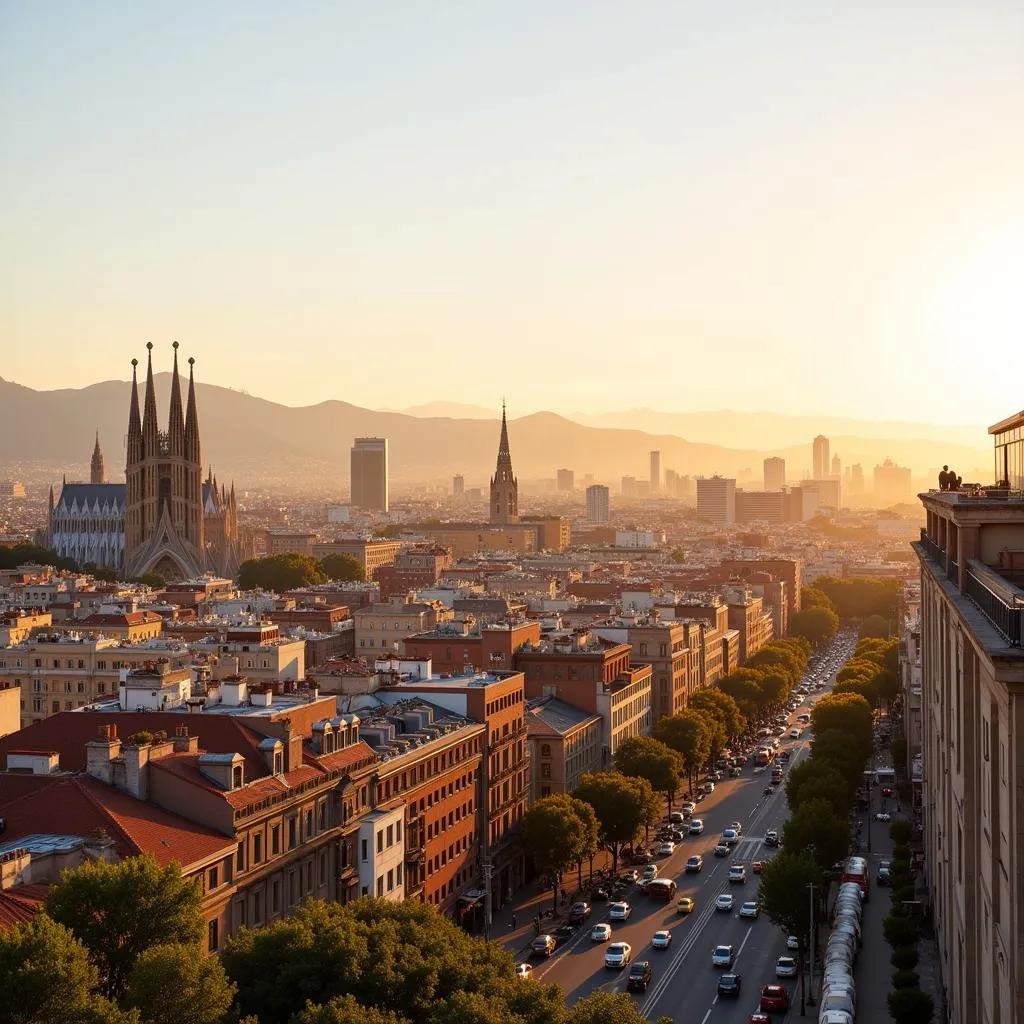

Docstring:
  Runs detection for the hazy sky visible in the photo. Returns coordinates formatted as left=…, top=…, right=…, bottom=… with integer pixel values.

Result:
left=3, top=2, right=1022, bottom=423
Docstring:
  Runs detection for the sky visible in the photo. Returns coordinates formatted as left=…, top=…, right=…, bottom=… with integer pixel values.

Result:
left=2, top=1, right=1023, bottom=423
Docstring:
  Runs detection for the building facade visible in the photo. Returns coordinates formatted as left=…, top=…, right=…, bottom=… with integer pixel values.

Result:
left=586, top=485, right=610, bottom=525
left=526, top=697, right=603, bottom=801
left=351, top=438, right=389, bottom=513
left=696, top=477, right=737, bottom=526
left=812, top=434, right=830, bottom=481
left=763, top=457, right=786, bottom=491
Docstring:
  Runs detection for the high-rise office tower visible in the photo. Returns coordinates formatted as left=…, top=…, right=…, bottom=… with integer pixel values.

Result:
left=557, top=468, right=575, bottom=491
left=585, top=484, right=610, bottom=525
left=351, top=437, right=389, bottom=511
left=650, top=451, right=661, bottom=493
left=850, top=463, right=864, bottom=495
left=763, top=457, right=786, bottom=491
left=696, top=476, right=736, bottom=525
left=489, top=405, right=518, bottom=523
left=452, top=474, right=465, bottom=497
left=812, top=435, right=830, bottom=480
left=664, top=469, right=679, bottom=498
left=831, top=454, right=842, bottom=480
left=621, top=476, right=637, bottom=497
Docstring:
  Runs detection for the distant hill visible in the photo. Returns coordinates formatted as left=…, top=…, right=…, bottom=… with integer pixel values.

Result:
left=0, top=376, right=990, bottom=486
left=394, top=401, right=497, bottom=419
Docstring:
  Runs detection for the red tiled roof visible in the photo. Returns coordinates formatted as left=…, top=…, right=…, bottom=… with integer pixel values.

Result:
left=0, top=884, right=49, bottom=932
left=314, top=742, right=377, bottom=774
left=79, top=611, right=162, bottom=627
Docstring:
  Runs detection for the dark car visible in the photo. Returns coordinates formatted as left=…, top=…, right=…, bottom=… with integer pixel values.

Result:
left=764, top=831, right=780, bottom=848
left=685, top=855, right=704, bottom=873
left=554, top=923, right=578, bottom=940
left=569, top=901, right=592, bottom=922
left=717, top=973, right=742, bottom=997
left=626, top=960, right=652, bottom=992
left=629, top=849, right=654, bottom=865
left=591, top=887, right=610, bottom=902
left=713, top=844, right=730, bottom=857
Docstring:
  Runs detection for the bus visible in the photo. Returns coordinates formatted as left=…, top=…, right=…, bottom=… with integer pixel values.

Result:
left=874, top=767, right=897, bottom=787
left=646, top=878, right=678, bottom=902
left=841, top=856, right=870, bottom=900
left=756, top=748, right=774, bottom=766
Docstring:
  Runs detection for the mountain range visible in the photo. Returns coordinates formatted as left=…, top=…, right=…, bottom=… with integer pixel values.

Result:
left=0, top=376, right=991, bottom=487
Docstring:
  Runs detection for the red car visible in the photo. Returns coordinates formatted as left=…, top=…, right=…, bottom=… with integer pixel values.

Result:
left=882, top=786, right=894, bottom=797
left=760, top=985, right=790, bottom=1013
left=748, top=1015, right=771, bottom=1024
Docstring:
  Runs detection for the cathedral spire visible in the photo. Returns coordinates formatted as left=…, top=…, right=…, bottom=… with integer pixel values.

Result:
left=167, top=341, right=185, bottom=455
left=141, top=342, right=159, bottom=453
left=496, top=400, right=512, bottom=467
left=90, top=431, right=106, bottom=484
left=127, top=358, right=142, bottom=464
left=489, top=402, right=519, bottom=524
left=184, top=357, right=200, bottom=464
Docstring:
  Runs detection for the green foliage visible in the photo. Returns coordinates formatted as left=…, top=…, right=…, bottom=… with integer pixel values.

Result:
left=520, top=796, right=599, bottom=895
left=782, top=798, right=851, bottom=871
left=891, top=945, right=920, bottom=970
left=785, top=761, right=851, bottom=819
left=138, top=572, right=166, bottom=589
left=811, top=693, right=874, bottom=760
left=890, top=820, right=914, bottom=846
left=813, top=576, right=901, bottom=622
left=122, top=942, right=236, bottom=1024
left=0, top=542, right=81, bottom=572
left=892, top=969, right=921, bottom=990
left=653, top=711, right=711, bottom=791
left=295, top=996, right=408, bottom=1024
left=789, top=606, right=840, bottom=646
left=615, top=736, right=684, bottom=805
left=887, top=986, right=935, bottom=1024
left=237, top=553, right=327, bottom=591
left=893, top=844, right=911, bottom=863
left=810, top=729, right=869, bottom=792
left=319, top=553, right=366, bottom=582
left=0, top=914, right=138, bottom=1024
left=859, top=614, right=892, bottom=639
left=45, top=855, right=204, bottom=998
left=688, top=687, right=746, bottom=738
left=757, top=850, right=822, bottom=948
left=222, top=898, right=565, bottom=1024
left=575, top=772, right=659, bottom=869
left=373, top=525, right=404, bottom=538
left=566, top=990, right=654, bottom=1023
left=800, top=586, right=836, bottom=612
left=717, top=669, right=765, bottom=722
left=883, top=913, right=920, bottom=947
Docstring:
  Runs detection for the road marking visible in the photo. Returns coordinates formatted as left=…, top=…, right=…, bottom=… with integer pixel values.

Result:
left=699, top=1009, right=713, bottom=1024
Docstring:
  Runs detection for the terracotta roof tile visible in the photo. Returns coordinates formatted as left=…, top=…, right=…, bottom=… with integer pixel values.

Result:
left=315, top=742, right=378, bottom=774
left=0, top=884, right=49, bottom=932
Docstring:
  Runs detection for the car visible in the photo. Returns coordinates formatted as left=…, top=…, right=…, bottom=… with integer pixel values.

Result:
left=530, top=934, right=556, bottom=958
left=604, top=942, right=632, bottom=969
left=717, top=972, right=742, bottom=996
left=608, top=901, right=632, bottom=921
left=708, top=770, right=723, bottom=782
left=689, top=818, right=705, bottom=834
left=658, top=841, right=676, bottom=856
left=715, top=893, right=735, bottom=912
left=620, top=869, right=639, bottom=884
left=626, top=960, right=652, bottom=991
left=764, top=830, right=780, bottom=847
left=753, top=764, right=767, bottom=774
left=775, top=956, right=797, bottom=978
left=779, top=749, right=791, bottom=762
left=728, top=864, right=747, bottom=884
left=700, top=781, right=716, bottom=794
left=591, top=923, right=612, bottom=942
left=729, top=821, right=743, bottom=834
left=591, top=887, right=610, bottom=902
left=787, top=935, right=800, bottom=950
left=721, top=828, right=739, bottom=846
left=658, top=828, right=684, bottom=842
left=711, top=943, right=735, bottom=967
left=569, top=901, right=591, bottom=922
left=554, top=923, right=578, bottom=941
left=685, top=855, right=704, bottom=873
left=760, top=984, right=790, bottom=1012
left=747, top=1015, right=772, bottom=1024
left=629, top=848, right=653, bottom=865
left=714, top=844, right=730, bottom=858
left=668, top=810, right=686, bottom=824
left=641, top=863, right=658, bottom=881
left=730, top=765, right=744, bottom=776
left=752, top=860, right=768, bottom=874
left=739, top=901, right=759, bottom=919
left=515, top=963, right=533, bottom=979
left=875, top=812, right=892, bottom=822
left=651, top=929, right=672, bottom=949
left=677, top=896, right=695, bottom=913
left=681, top=801, right=696, bottom=816
left=877, top=861, right=891, bottom=885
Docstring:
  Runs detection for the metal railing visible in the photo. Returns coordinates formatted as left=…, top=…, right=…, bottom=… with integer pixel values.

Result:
left=964, top=562, right=1023, bottom=648
left=918, top=530, right=948, bottom=573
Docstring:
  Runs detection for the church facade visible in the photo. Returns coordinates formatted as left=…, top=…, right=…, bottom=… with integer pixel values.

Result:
left=47, top=344, right=243, bottom=581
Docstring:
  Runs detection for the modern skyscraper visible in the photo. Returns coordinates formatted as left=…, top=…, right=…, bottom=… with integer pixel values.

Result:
left=763, top=457, right=785, bottom=491
left=873, top=458, right=912, bottom=506
left=585, top=484, right=610, bottom=525
left=696, top=476, right=736, bottom=525
left=621, top=476, right=637, bottom=497
left=664, top=469, right=679, bottom=498
left=850, top=463, right=864, bottom=495
left=831, top=453, right=841, bottom=480
left=649, top=451, right=661, bottom=493
left=812, top=435, right=830, bottom=480
left=452, top=474, right=465, bottom=497
left=351, top=437, right=389, bottom=512
left=90, top=432, right=106, bottom=484
left=489, top=404, right=518, bottom=524
left=557, top=468, right=575, bottom=491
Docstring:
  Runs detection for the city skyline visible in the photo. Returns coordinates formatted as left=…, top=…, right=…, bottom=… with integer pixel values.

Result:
left=3, top=2, right=1022, bottom=421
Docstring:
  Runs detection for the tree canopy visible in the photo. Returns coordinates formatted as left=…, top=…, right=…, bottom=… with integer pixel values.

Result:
left=237, top=553, right=327, bottom=591
left=319, top=553, right=366, bottom=582
left=0, top=542, right=81, bottom=572
left=614, top=736, right=684, bottom=808
left=785, top=760, right=850, bottom=819
left=782, top=798, right=851, bottom=872
left=44, top=855, right=204, bottom=999
left=653, top=711, right=711, bottom=792
left=122, top=942, right=236, bottom=1024
left=812, top=576, right=900, bottom=622
left=688, top=687, right=746, bottom=739
left=575, top=772, right=659, bottom=870
left=757, top=850, right=823, bottom=952
left=520, top=795, right=599, bottom=906
left=859, top=614, right=892, bottom=639
left=800, top=586, right=836, bottom=613
left=789, top=606, right=840, bottom=647
left=811, top=693, right=874, bottom=761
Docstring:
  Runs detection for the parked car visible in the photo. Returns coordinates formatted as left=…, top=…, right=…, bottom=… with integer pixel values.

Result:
left=760, top=984, right=790, bottom=1012
left=591, top=887, right=610, bottom=902
left=530, top=935, right=556, bottom=958
left=569, top=901, right=591, bottom=922
left=657, top=841, right=676, bottom=856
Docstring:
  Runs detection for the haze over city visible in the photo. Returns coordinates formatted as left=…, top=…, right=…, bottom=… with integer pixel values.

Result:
left=3, top=1, right=1023, bottom=422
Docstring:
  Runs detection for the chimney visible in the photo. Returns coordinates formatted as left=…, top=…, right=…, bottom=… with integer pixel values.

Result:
left=173, top=723, right=199, bottom=754
left=283, top=722, right=303, bottom=773
left=121, top=735, right=153, bottom=800
left=86, top=724, right=122, bottom=785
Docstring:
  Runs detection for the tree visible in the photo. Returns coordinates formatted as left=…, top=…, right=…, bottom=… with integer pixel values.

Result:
left=566, top=990, right=658, bottom=1023
left=122, top=943, right=235, bottom=1024
left=833, top=676, right=877, bottom=705
left=520, top=795, right=595, bottom=911
left=0, top=914, right=136, bottom=1024
left=883, top=913, right=920, bottom=946
left=789, top=607, right=839, bottom=647
left=811, top=729, right=869, bottom=792
left=812, top=693, right=874, bottom=761
left=717, top=669, right=766, bottom=723
left=757, top=850, right=822, bottom=949
left=801, top=587, right=836, bottom=612
left=859, top=614, right=891, bottom=639
left=297, top=997, right=408, bottom=1024
left=45, top=855, right=204, bottom=999
left=786, top=761, right=851, bottom=819
left=237, top=553, right=327, bottom=591
left=782, top=798, right=851, bottom=871
left=891, top=946, right=920, bottom=970
left=653, top=711, right=711, bottom=793
left=138, top=572, right=166, bottom=589
left=890, top=820, right=914, bottom=846
left=689, top=687, right=746, bottom=739
left=575, top=772, right=658, bottom=872
left=0, top=542, right=80, bottom=572
left=319, top=553, right=366, bottom=582
left=887, top=987, right=935, bottom=1024
left=615, top=736, right=684, bottom=811
left=758, top=671, right=791, bottom=709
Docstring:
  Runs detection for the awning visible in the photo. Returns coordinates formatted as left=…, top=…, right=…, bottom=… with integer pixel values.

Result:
left=458, top=889, right=486, bottom=906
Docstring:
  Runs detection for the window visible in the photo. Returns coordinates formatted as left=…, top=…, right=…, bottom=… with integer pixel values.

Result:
left=254, top=891, right=263, bottom=925
left=207, top=920, right=219, bottom=952
left=272, top=825, right=280, bottom=855
left=253, top=834, right=263, bottom=864
left=541, top=764, right=551, bottom=779
left=232, top=764, right=243, bottom=788
left=319, top=852, right=327, bottom=885
left=396, top=820, right=402, bottom=842
left=288, top=818, right=297, bottom=849
left=396, top=863, right=403, bottom=885
left=305, top=809, right=313, bottom=837
left=209, top=866, right=219, bottom=889
left=387, top=868, right=394, bottom=891
left=272, top=879, right=280, bottom=912
left=377, top=875, right=384, bottom=898
left=361, top=838, right=368, bottom=862
left=236, top=843, right=245, bottom=872
left=305, top=861, right=313, bottom=892
left=377, top=830, right=383, bottom=853
left=386, top=824, right=394, bottom=847
left=318, top=803, right=327, bottom=830
left=77, top=681, right=86, bottom=693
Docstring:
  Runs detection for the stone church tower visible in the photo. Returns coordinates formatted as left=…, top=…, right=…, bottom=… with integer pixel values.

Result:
left=90, top=432, right=106, bottom=484
left=489, top=403, right=519, bottom=524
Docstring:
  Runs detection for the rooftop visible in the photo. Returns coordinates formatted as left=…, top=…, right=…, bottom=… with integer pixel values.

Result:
left=526, top=696, right=602, bottom=734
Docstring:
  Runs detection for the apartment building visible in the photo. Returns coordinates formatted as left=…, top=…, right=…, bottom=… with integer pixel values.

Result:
left=526, top=697, right=602, bottom=801
left=0, top=610, right=53, bottom=646
left=723, top=585, right=774, bottom=663
left=189, top=623, right=305, bottom=684
left=402, top=620, right=542, bottom=674
left=76, top=609, right=164, bottom=642
left=914, top=409, right=1024, bottom=1024
left=313, top=538, right=403, bottom=579
left=376, top=547, right=454, bottom=601
left=354, top=596, right=446, bottom=656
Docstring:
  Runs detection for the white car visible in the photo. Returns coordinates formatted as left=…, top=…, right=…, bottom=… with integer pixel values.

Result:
left=712, top=944, right=735, bottom=967
left=689, top=819, right=705, bottom=834
left=776, top=956, right=797, bottom=978
left=787, top=935, right=800, bottom=950
left=715, top=893, right=735, bottom=912
left=729, top=821, right=743, bottom=835
left=515, top=963, right=534, bottom=979
left=681, top=801, right=696, bottom=816
left=604, top=942, right=632, bottom=968
left=739, top=901, right=759, bottom=919
left=651, top=929, right=672, bottom=949
left=658, top=841, right=675, bottom=856
left=608, top=901, right=632, bottom=921
left=591, top=923, right=612, bottom=942
left=721, top=829, right=739, bottom=846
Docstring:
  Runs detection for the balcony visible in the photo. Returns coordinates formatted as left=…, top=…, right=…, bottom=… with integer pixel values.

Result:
left=489, top=784, right=528, bottom=821
left=489, top=760, right=522, bottom=787
left=489, top=723, right=527, bottom=751
left=405, top=846, right=425, bottom=864
left=964, top=561, right=1023, bottom=647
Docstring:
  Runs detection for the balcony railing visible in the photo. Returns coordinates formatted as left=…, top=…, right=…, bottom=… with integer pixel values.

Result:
left=490, top=723, right=527, bottom=750
left=964, top=561, right=1024, bottom=648
left=918, top=529, right=948, bottom=572
left=489, top=784, right=528, bottom=821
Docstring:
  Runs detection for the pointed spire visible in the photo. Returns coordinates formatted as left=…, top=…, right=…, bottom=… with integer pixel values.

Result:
left=127, top=358, right=142, bottom=464
left=495, top=401, right=513, bottom=470
left=184, top=354, right=200, bottom=464
left=142, top=342, right=159, bottom=452
left=48, top=484, right=55, bottom=511
left=168, top=341, right=185, bottom=455
left=90, top=430, right=106, bottom=484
